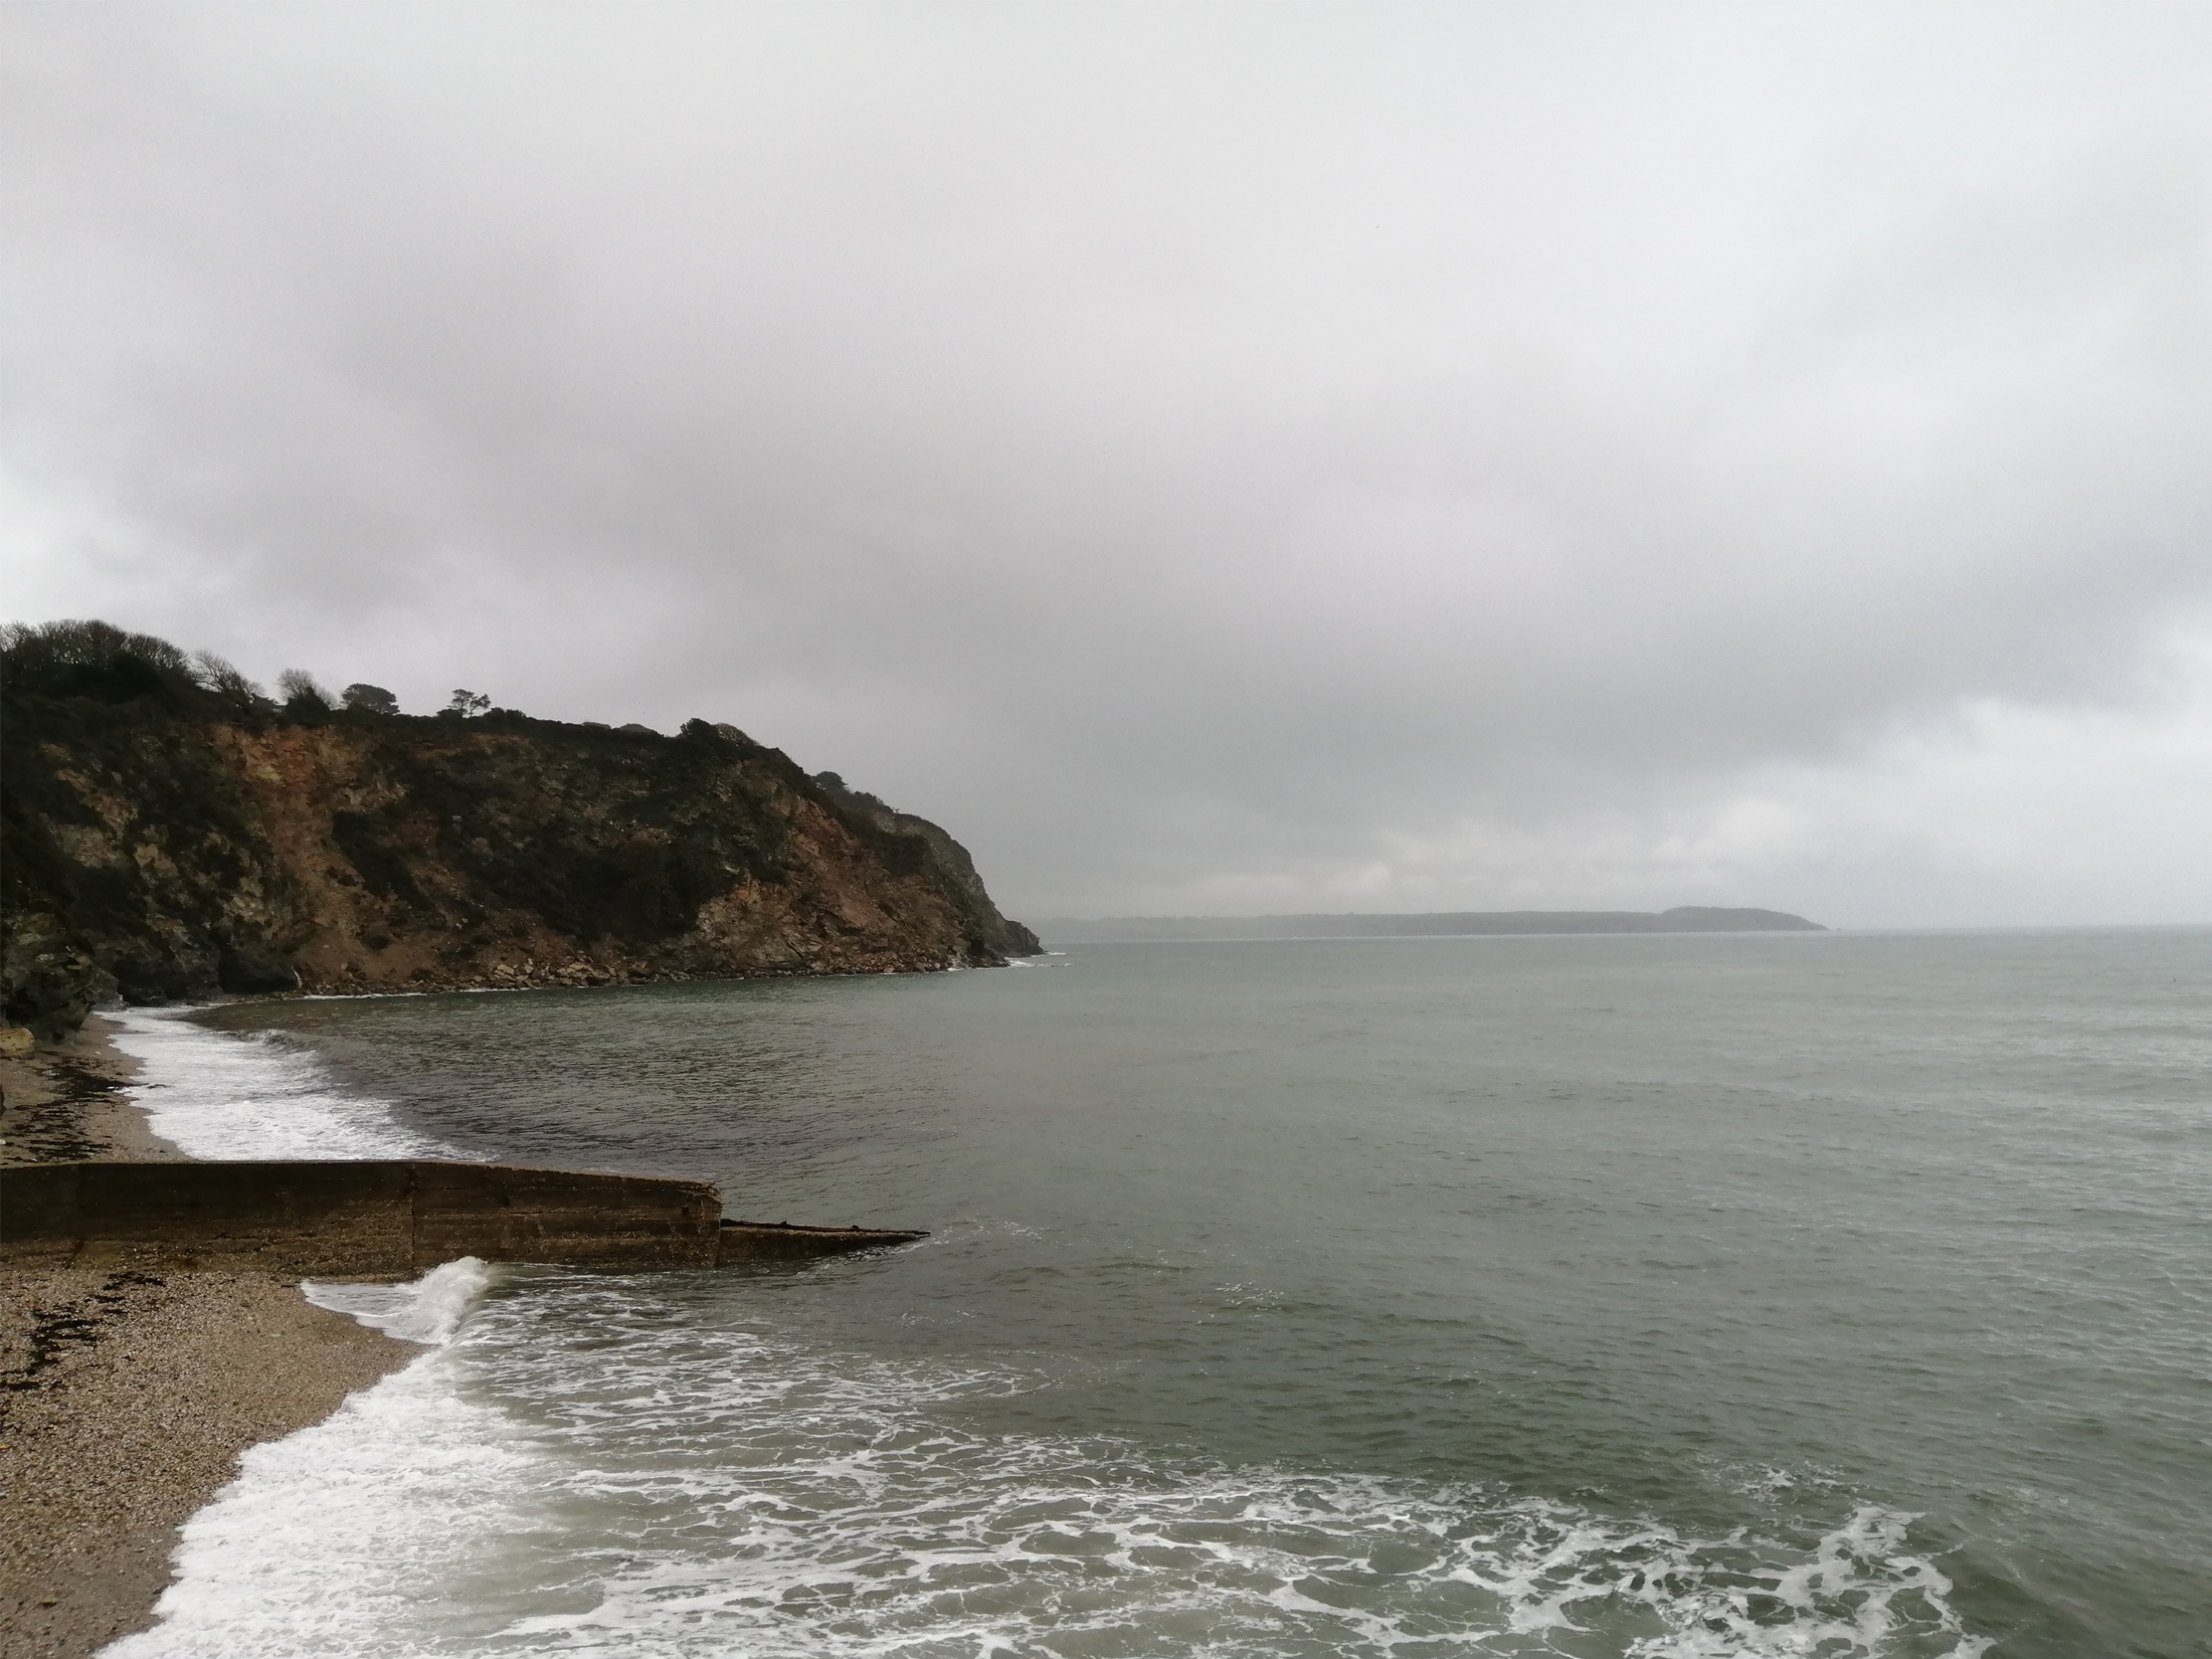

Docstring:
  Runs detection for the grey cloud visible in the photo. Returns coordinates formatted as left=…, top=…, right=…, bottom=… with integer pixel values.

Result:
left=6, top=2, right=2210, bottom=923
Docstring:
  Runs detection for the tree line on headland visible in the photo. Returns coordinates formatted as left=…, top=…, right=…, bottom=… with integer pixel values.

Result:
left=7, top=619, right=496, bottom=725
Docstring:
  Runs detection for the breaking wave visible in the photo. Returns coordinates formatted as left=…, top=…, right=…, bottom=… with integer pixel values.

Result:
left=304, top=1256, right=499, bottom=1347
left=103, top=1007, right=472, bottom=1161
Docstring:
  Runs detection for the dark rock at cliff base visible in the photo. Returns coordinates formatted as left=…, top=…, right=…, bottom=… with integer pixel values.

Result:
left=0, top=909, right=119, bottom=1040
left=216, top=942, right=301, bottom=996
left=1, top=630, right=1037, bottom=1033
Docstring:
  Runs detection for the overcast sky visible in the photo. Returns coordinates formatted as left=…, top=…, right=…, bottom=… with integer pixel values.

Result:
left=7, top=2, right=2209, bottom=927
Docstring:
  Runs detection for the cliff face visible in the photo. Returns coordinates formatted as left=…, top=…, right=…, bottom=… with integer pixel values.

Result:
left=3, top=689, right=1038, bottom=1038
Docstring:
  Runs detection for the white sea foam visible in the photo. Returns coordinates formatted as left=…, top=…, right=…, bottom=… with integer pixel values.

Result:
left=100, top=1363, right=536, bottom=1659
left=102, top=1007, right=473, bottom=1161
left=304, top=1256, right=499, bottom=1346
left=102, top=1274, right=1994, bottom=1659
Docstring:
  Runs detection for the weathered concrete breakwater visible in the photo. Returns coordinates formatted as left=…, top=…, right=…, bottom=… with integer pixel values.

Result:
left=0, top=1159, right=925, bottom=1275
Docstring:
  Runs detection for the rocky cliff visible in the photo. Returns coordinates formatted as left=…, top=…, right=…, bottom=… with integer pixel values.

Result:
left=1, top=626, right=1038, bottom=1038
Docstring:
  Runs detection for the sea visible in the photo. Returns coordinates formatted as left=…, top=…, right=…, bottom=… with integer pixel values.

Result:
left=93, top=928, right=2211, bottom=1659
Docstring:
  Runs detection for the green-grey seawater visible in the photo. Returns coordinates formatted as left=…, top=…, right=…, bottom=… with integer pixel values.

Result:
left=109, top=930, right=2211, bottom=1657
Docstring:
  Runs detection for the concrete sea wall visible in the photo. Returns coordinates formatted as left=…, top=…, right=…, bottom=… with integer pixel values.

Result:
left=0, top=1160, right=923, bottom=1274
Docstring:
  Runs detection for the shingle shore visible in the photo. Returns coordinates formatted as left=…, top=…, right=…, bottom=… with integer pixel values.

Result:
left=0, top=1023, right=414, bottom=1659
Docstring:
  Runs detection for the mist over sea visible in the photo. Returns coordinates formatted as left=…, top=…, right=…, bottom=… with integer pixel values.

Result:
left=105, top=929, right=2212, bottom=1658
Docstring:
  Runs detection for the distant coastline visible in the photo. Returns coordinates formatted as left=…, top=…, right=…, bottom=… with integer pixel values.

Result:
left=1036, top=906, right=1825, bottom=945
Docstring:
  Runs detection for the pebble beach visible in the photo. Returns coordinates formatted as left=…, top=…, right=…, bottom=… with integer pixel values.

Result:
left=0, top=1022, right=411, bottom=1659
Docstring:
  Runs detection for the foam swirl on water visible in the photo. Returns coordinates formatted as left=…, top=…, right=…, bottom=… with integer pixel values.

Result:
left=105, top=1272, right=1991, bottom=1659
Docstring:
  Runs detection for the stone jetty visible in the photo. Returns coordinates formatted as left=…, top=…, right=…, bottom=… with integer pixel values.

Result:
left=0, top=1160, right=925, bottom=1275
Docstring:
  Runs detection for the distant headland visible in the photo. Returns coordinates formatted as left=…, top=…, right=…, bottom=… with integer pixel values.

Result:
left=1037, top=907, right=1826, bottom=944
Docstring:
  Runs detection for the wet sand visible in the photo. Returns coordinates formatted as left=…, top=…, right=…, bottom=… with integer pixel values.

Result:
left=0, top=1020, right=181, bottom=1168
left=0, top=1018, right=414, bottom=1659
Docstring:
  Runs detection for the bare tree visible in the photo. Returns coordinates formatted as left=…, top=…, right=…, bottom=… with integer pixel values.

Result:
left=276, top=668, right=334, bottom=711
left=191, top=650, right=269, bottom=712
